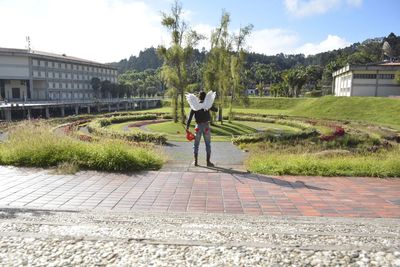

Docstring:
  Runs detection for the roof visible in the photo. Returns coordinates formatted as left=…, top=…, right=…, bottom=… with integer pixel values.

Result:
left=332, top=61, right=400, bottom=77
left=0, top=47, right=116, bottom=69
left=378, top=61, right=400, bottom=66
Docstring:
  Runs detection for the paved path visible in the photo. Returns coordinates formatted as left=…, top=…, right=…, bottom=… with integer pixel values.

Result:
left=0, top=166, right=399, bottom=218
left=161, top=141, right=247, bottom=171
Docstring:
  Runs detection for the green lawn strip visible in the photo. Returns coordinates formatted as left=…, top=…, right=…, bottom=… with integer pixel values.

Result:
left=0, top=122, right=163, bottom=172
left=246, top=148, right=400, bottom=177
left=144, top=121, right=257, bottom=142
left=238, top=121, right=300, bottom=133
left=106, top=121, right=137, bottom=131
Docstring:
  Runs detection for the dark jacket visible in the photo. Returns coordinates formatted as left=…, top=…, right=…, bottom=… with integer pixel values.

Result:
left=186, top=105, right=218, bottom=129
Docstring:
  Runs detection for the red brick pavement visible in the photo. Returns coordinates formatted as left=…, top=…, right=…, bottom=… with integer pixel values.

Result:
left=0, top=167, right=399, bottom=218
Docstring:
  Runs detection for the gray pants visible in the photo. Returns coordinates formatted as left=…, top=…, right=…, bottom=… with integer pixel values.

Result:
left=193, top=122, right=211, bottom=155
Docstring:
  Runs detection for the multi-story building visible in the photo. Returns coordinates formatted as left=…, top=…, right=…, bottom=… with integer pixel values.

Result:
left=332, top=62, right=400, bottom=97
left=0, top=47, right=118, bottom=101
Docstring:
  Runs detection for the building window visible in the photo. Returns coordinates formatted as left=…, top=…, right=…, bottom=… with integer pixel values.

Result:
left=378, top=74, right=395, bottom=79
left=353, top=74, right=377, bottom=79
left=12, top=88, right=20, bottom=99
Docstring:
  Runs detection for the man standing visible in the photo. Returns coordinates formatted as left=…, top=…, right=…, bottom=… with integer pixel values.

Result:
left=186, top=91, right=218, bottom=167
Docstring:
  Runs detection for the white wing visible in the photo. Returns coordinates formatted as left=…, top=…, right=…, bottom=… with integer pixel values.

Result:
left=186, top=93, right=202, bottom=111
left=203, top=91, right=216, bottom=110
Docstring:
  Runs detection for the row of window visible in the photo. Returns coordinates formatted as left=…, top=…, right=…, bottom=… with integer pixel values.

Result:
left=353, top=74, right=395, bottom=79
left=48, top=91, right=93, bottom=100
left=338, top=87, right=351, bottom=94
left=32, top=71, right=116, bottom=82
left=32, top=59, right=117, bottom=75
left=48, top=82, right=92, bottom=90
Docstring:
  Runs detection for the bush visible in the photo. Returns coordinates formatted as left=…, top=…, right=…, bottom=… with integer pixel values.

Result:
left=98, top=114, right=158, bottom=127
left=0, top=122, right=163, bottom=172
left=232, top=128, right=318, bottom=145
left=233, top=115, right=276, bottom=123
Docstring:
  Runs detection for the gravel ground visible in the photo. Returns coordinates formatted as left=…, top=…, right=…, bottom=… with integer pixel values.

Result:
left=0, top=208, right=399, bottom=266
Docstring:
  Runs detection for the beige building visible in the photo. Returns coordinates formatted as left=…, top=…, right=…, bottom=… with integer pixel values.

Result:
left=0, top=47, right=117, bottom=101
left=332, top=62, right=400, bottom=97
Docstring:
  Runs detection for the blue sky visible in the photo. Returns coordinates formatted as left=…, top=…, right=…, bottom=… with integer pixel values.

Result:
left=0, top=0, right=398, bottom=62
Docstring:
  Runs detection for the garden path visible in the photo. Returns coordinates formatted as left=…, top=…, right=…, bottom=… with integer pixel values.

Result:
left=160, top=141, right=247, bottom=172
left=0, top=166, right=399, bottom=218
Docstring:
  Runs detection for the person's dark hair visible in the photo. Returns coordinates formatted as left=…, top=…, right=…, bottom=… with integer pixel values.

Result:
left=199, top=91, right=206, bottom=101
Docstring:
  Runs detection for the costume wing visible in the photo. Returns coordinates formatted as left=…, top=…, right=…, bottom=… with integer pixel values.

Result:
left=203, top=91, right=216, bottom=110
left=186, top=93, right=202, bottom=111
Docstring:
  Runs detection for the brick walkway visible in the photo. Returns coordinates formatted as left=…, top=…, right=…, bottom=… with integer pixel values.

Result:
left=0, top=166, right=399, bottom=218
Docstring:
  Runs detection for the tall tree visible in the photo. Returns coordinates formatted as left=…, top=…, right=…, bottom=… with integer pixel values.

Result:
left=158, top=0, right=203, bottom=123
left=203, top=11, right=231, bottom=124
left=228, top=24, right=253, bottom=121
left=203, top=11, right=252, bottom=123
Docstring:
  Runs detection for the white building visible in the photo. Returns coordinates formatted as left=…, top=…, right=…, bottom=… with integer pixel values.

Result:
left=332, top=62, right=400, bottom=97
left=0, top=47, right=118, bottom=101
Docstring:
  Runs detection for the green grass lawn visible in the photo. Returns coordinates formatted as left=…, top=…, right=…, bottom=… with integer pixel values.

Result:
left=232, top=96, right=400, bottom=129
left=161, top=96, right=400, bottom=128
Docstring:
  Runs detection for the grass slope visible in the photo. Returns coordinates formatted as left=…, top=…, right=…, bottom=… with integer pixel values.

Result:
left=288, top=97, right=400, bottom=128
left=162, top=96, right=400, bottom=128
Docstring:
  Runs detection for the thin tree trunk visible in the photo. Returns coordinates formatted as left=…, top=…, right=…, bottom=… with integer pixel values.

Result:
left=173, top=95, right=178, bottom=123
left=229, top=91, right=234, bottom=123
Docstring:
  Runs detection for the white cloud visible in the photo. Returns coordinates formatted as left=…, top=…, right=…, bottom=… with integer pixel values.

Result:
left=0, top=0, right=354, bottom=63
left=247, top=29, right=350, bottom=55
left=284, top=0, right=363, bottom=17
left=294, top=34, right=350, bottom=55
left=0, top=0, right=168, bottom=63
left=248, top=28, right=299, bottom=55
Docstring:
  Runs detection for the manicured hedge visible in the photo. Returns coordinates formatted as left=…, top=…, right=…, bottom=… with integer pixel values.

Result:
left=87, top=115, right=167, bottom=144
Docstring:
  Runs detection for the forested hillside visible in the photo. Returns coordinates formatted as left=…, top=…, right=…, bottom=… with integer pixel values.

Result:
left=112, top=33, right=400, bottom=74
left=107, top=33, right=399, bottom=98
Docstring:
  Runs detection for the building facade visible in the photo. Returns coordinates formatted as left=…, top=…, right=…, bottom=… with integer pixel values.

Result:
left=0, top=47, right=117, bottom=101
left=332, top=62, right=400, bottom=97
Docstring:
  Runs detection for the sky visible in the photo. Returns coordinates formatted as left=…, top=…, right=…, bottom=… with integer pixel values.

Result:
left=0, top=0, right=399, bottom=63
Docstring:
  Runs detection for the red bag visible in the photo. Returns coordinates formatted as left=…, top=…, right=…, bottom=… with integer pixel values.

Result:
left=186, top=130, right=195, bottom=141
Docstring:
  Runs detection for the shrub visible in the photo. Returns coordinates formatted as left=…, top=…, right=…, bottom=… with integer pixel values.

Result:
left=99, top=114, right=158, bottom=127
left=232, top=128, right=318, bottom=145
left=233, top=115, right=276, bottom=123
